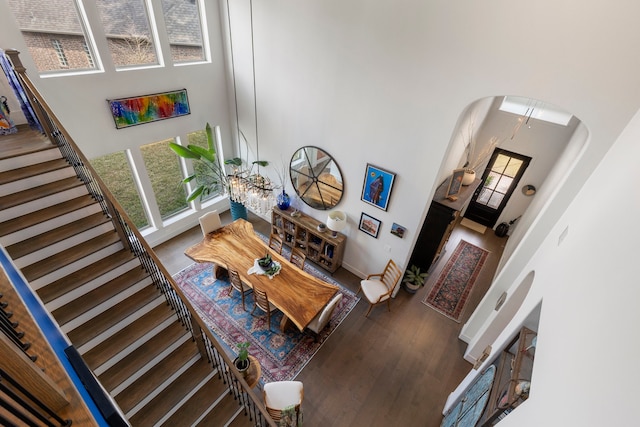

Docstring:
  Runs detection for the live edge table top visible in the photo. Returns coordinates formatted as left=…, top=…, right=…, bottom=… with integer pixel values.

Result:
left=184, top=219, right=338, bottom=331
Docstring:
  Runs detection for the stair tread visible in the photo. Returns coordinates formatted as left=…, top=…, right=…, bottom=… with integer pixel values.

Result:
left=21, top=230, right=120, bottom=282
left=38, top=248, right=137, bottom=304
left=52, top=266, right=150, bottom=326
left=67, top=284, right=162, bottom=347
left=0, top=175, right=84, bottom=210
left=168, top=377, right=235, bottom=427
left=0, top=158, right=70, bottom=185
left=99, top=320, right=190, bottom=390
left=0, top=195, right=97, bottom=237
left=225, top=410, right=256, bottom=427
left=113, top=339, right=201, bottom=413
left=83, top=304, right=176, bottom=370
left=0, top=132, right=53, bottom=161
left=127, top=358, right=216, bottom=427
left=6, top=212, right=111, bottom=259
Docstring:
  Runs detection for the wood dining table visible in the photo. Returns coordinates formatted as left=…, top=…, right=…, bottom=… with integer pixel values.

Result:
left=184, top=219, right=339, bottom=332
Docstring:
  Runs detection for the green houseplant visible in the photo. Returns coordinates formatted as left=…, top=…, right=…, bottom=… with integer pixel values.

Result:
left=403, top=265, right=429, bottom=294
left=168, top=123, right=269, bottom=203
left=234, top=341, right=251, bottom=377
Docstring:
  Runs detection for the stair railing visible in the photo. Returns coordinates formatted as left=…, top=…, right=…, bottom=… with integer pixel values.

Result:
left=4, top=49, right=276, bottom=427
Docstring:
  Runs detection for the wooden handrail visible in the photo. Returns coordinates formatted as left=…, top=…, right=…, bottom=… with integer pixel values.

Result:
left=4, top=49, right=276, bottom=427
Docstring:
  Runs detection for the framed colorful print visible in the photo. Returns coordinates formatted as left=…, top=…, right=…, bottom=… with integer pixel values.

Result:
left=390, top=222, right=406, bottom=238
left=446, top=168, right=465, bottom=200
left=359, top=212, right=381, bottom=238
left=361, top=164, right=396, bottom=211
left=107, top=89, right=190, bottom=129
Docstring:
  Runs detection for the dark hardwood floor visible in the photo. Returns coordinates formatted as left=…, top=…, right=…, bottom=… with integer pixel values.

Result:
left=154, top=210, right=507, bottom=427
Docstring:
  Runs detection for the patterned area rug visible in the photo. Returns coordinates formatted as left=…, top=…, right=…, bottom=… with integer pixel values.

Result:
left=173, top=259, right=359, bottom=383
left=423, top=240, right=490, bottom=322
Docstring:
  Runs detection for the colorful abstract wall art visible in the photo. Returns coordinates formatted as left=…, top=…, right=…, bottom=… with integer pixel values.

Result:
left=107, top=89, right=190, bottom=129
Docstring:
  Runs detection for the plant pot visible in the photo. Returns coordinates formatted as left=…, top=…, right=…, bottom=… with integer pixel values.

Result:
left=230, top=200, right=248, bottom=221
left=462, top=170, right=476, bottom=186
left=403, top=281, right=422, bottom=294
left=234, top=357, right=250, bottom=377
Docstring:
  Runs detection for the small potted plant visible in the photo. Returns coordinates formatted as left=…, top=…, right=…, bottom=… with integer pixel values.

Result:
left=234, top=342, right=251, bottom=377
left=403, top=265, right=429, bottom=294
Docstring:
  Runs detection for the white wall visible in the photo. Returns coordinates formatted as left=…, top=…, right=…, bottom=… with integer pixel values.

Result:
left=3, top=0, right=640, bottom=423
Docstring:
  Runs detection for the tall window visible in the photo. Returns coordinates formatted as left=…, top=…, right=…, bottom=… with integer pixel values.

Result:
left=161, top=0, right=206, bottom=63
left=186, top=129, right=221, bottom=201
left=96, top=0, right=159, bottom=68
left=141, top=139, right=189, bottom=220
left=90, top=151, right=150, bottom=230
left=7, top=0, right=97, bottom=73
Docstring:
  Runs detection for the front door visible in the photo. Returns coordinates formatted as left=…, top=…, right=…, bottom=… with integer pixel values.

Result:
left=464, top=148, right=531, bottom=228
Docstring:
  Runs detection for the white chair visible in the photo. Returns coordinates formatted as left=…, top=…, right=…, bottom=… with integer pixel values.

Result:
left=263, top=381, right=304, bottom=425
left=357, top=259, right=403, bottom=317
left=199, top=210, right=222, bottom=235
left=199, top=211, right=223, bottom=277
left=306, top=293, right=342, bottom=339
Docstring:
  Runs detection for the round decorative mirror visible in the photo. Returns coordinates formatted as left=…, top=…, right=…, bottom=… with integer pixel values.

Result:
left=289, top=146, right=344, bottom=210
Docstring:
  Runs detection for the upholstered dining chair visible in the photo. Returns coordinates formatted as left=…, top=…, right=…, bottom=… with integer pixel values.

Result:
left=228, top=268, right=252, bottom=311
left=306, top=292, right=342, bottom=340
left=289, top=247, right=306, bottom=270
left=263, top=381, right=304, bottom=425
left=199, top=210, right=222, bottom=235
left=269, top=234, right=283, bottom=255
left=251, top=286, right=277, bottom=331
left=357, top=259, right=403, bottom=317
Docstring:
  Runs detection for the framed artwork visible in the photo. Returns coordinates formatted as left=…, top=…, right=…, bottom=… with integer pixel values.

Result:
left=359, top=212, right=381, bottom=238
left=107, top=89, right=190, bottom=129
left=361, top=164, right=396, bottom=211
left=446, top=168, right=465, bottom=199
left=390, top=223, right=406, bottom=238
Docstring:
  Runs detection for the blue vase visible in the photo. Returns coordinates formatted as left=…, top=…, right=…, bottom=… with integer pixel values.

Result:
left=276, top=190, right=291, bottom=210
left=230, top=200, right=248, bottom=221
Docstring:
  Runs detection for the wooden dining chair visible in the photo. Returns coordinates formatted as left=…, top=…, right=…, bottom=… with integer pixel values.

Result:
left=289, top=247, right=306, bottom=270
left=269, top=234, right=283, bottom=254
left=357, top=259, right=403, bottom=317
left=228, top=268, right=252, bottom=311
left=251, top=287, right=277, bottom=331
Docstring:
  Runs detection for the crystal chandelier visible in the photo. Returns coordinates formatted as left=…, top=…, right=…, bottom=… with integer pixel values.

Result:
left=228, top=170, right=276, bottom=215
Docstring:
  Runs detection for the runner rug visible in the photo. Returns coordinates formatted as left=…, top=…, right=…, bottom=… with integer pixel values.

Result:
left=173, top=254, right=358, bottom=383
left=422, top=239, right=490, bottom=322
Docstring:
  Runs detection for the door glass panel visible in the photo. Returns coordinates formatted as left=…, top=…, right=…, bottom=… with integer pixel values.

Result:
left=505, top=159, right=523, bottom=177
left=477, top=188, right=491, bottom=204
left=495, top=175, right=513, bottom=193
left=492, top=154, right=510, bottom=173
left=488, top=192, right=504, bottom=209
left=141, top=138, right=188, bottom=220
left=90, top=151, right=149, bottom=229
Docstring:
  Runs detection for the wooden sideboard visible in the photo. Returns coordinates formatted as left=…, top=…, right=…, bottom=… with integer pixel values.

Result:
left=271, top=207, right=346, bottom=273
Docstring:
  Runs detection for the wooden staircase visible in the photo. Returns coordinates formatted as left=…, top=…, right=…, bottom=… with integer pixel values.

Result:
left=0, top=128, right=254, bottom=426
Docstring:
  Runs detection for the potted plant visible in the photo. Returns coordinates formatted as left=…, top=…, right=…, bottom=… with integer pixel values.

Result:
left=234, top=341, right=251, bottom=377
left=169, top=124, right=270, bottom=218
left=403, top=265, right=429, bottom=294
